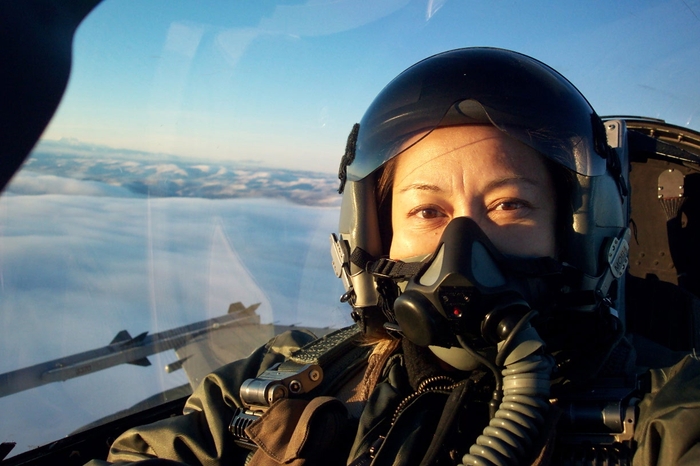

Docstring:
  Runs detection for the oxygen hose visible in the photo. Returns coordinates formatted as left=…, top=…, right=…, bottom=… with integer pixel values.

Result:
left=458, top=312, right=554, bottom=466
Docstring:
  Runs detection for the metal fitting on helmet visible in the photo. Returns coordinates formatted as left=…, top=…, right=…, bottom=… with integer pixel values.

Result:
left=331, top=47, right=630, bottom=337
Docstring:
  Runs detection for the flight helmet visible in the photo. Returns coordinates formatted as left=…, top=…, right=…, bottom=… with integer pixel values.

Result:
left=331, top=47, right=630, bottom=340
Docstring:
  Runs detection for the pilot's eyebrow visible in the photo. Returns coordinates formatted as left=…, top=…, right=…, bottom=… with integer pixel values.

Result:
left=397, top=176, right=541, bottom=194
left=397, top=183, right=442, bottom=194
left=482, top=176, right=540, bottom=192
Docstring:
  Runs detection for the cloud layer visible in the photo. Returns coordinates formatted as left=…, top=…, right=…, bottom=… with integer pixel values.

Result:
left=0, top=192, right=350, bottom=455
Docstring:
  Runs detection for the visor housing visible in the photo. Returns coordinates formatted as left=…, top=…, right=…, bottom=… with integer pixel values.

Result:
left=348, top=48, right=608, bottom=181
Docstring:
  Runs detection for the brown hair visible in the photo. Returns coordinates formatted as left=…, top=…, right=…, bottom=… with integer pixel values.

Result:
left=375, top=156, right=399, bottom=256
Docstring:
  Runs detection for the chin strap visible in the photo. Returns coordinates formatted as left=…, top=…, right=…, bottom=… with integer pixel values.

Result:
left=330, top=234, right=422, bottom=302
left=331, top=233, right=422, bottom=336
left=350, top=247, right=424, bottom=279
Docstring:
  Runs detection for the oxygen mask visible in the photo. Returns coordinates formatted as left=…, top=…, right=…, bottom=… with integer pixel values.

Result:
left=391, top=216, right=560, bottom=370
left=391, top=217, right=559, bottom=465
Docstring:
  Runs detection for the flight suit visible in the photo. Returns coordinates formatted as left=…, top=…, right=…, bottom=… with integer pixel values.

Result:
left=86, top=328, right=700, bottom=466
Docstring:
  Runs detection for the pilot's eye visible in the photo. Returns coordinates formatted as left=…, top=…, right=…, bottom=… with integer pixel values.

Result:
left=414, top=207, right=444, bottom=219
left=493, top=200, right=527, bottom=211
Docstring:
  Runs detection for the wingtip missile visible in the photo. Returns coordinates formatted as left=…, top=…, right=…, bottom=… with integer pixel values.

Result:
left=110, top=330, right=148, bottom=347
left=110, top=330, right=132, bottom=345
left=0, top=302, right=263, bottom=398
left=127, top=357, right=151, bottom=367
left=130, top=331, right=149, bottom=345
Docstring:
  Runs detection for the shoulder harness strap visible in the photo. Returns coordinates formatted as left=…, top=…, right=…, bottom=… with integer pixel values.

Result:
left=284, top=325, right=371, bottom=396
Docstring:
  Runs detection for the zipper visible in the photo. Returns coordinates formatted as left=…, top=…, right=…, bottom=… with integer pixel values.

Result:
left=351, top=376, right=468, bottom=466
left=390, top=375, right=461, bottom=426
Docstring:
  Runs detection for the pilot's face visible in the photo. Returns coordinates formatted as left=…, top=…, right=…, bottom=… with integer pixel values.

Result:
left=389, top=125, right=557, bottom=260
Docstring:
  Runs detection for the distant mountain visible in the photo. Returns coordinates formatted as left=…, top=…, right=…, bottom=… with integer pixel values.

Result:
left=12, top=139, right=341, bottom=206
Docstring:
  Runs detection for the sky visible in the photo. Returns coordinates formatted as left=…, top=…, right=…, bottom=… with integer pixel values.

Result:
left=42, top=0, right=700, bottom=174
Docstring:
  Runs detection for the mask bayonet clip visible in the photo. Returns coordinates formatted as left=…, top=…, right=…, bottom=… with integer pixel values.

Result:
left=594, top=228, right=631, bottom=310
left=330, top=233, right=354, bottom=301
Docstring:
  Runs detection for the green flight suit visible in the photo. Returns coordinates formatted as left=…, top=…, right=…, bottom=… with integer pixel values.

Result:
left=85, top=328, right=700, bottom=466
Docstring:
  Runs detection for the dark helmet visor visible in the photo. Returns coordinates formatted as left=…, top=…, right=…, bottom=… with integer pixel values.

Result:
left=347, top=48, right=608, bottom=181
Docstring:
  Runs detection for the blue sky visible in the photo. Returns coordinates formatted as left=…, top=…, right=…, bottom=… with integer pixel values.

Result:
left=42, top=0, right=700, bottom=174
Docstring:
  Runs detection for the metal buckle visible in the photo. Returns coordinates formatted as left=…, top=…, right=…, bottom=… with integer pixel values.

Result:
left=229, top=362, right=324, bottom=448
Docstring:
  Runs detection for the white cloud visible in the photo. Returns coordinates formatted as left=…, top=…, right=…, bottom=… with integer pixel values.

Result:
left=5, top=171, right=139, bottom=197
left=0, top=194, right=348, bottom=364
left=0, top=194, right=349, bottom=454
left=190, top=165, right=211, bottom=173
left=144, top=164, right=189, bottom=176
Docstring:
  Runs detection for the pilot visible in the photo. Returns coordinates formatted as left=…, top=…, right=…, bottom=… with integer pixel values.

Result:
left=87, top=48, right=700, bottom=466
